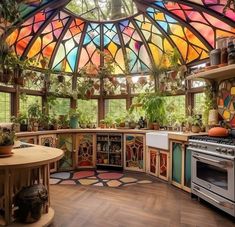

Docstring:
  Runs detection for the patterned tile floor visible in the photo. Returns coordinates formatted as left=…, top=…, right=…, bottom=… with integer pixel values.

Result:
left=50, top=170, right=154, bottom=188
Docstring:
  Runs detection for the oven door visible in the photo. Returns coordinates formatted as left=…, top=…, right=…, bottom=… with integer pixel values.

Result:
left=191, top=150, right=234, bottom=201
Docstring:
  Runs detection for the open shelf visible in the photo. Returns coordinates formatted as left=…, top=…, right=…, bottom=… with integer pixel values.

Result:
left=187, top=64, right=235, bottom=82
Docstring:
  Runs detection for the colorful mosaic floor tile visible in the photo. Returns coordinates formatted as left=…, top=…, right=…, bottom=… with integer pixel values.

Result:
left=50, top=170, right=154, bottom=188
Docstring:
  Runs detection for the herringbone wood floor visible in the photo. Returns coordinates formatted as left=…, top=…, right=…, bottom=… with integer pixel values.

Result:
left=50, top=175, right=235, bottom=227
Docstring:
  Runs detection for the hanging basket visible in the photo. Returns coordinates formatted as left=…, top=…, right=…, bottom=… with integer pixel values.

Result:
left=58, top=74, right=65, bottom=83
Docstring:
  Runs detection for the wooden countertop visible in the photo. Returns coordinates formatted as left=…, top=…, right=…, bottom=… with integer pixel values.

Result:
left=168, top=132, right=208, bottom=142
left=0, top=145, right=64, bottom=169
left=16, top=128, right=154, bottom=137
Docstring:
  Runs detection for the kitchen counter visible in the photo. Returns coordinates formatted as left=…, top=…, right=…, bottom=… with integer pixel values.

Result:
left=168, top=131, right=208, bottom=142
left=16, top=128, right=208, bottom=138
left=16, top=128, right=154, bottom=137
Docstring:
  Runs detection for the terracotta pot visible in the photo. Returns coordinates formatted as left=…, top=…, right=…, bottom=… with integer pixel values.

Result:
left=14, top=77, right=25, bottom=86
left=138, top=77, right=147, bottom=85
left=100, top=123, right=106, bottom=128
left=119, top=122, right=125, bottom=128
left=191, top=125, right=201, bottom=133
left=0, top=145, right=13, bottom=155
left=153, top=122, right=160, bottom=130
left=40, top=59, right=47, bottom=69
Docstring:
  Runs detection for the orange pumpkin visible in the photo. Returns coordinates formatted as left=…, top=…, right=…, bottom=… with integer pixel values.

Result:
left=208, top=127, right=229, bottom=137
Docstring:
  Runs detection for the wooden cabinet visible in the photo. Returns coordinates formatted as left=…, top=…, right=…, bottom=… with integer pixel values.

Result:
left=147, top=147, right=169, bottom=181
left=124, top=134, right=145, bottom=172
left=38, top=134, right=57, bottom=172
left=96, top=133, right=123, bottom=167
left=170, top=140, right=191, bottom=192
left=57, top=133, right=74, bottom=171
left=76, top=133, right=96, bottom=168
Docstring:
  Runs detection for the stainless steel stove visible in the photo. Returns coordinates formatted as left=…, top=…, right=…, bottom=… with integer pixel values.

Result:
left=188, top=135, right=235, bottom=217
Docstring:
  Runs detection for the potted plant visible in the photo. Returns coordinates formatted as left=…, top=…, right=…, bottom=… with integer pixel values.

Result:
left=99, top=119, right=106, bottom=128
left=17, top=113, right=28, bottom=132
left=0, top=127, right=15, bottom=155
left=188, top=115, right=202, bottom=133
left=11, top=115, right=21, bottom=132
left=137, top=92, right=166, bottom=130
left=50, top=116, right=59, bottom=130
left=28, top=102, right=41, bottom=131
left=68, top=109, right=80, bottom=129
left=58, top=115, right=69, bottom=129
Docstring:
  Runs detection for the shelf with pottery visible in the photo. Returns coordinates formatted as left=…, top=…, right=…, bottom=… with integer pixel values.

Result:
left=0, top=145, right=63, bottom=226
left=186, top=64, right=235, bottom=82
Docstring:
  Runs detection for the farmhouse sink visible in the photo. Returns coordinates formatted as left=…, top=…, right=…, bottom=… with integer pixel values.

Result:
left=146, top=131, right=169, bottom=150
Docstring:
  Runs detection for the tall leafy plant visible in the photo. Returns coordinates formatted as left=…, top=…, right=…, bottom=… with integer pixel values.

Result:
left=137, top=92, right=166, bottom=126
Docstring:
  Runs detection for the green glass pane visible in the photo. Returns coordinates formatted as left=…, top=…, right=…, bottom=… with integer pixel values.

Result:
left=172, top=143, right=182, bottom=184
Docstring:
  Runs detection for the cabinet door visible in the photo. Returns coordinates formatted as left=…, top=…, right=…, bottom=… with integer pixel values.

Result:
left=38, top=134, right=57, bottom=172
left=38, top=134, right=57, bottom=147
left=124, top=134, right=145, bottom=172
left=171, top=142, right=183, bottom=187
left=76, top=134, right=95, bottom=168
left=147, top=148, right=158, bottom=176
left=57, top=134, right=74, bottom=171
left=18, top=136, right=37, bottom=144
left=183, top=146, right=191, bottom=191
left=159, top=151, right=169, bottom=181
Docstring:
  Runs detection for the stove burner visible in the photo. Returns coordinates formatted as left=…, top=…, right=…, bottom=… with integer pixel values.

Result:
left=190, top=135, right=235, bottom=146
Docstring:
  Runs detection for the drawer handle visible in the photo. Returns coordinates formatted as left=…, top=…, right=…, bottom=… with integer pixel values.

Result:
left=193, top=188, right=234, bottom=210
left=193, top=155, right=233, bottom=168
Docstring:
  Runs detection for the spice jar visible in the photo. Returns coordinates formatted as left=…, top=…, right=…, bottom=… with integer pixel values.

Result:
left=210, top=49, right=221, bottom=66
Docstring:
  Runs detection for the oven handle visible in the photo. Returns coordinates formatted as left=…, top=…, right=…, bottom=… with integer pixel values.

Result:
left=192, top=154, right=233, bottom=168
left=193, top=188, right=234, bottom=210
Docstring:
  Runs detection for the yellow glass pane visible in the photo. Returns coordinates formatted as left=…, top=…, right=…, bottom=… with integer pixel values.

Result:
left=223, top=110, right=230, bottom=120
left=27, top=37, right=41, bottom=58
left=169, top=24, right=184, bottom=38
left=184, top=28, right=207, bottom=50
left=154, top=13, right=165, bottom=21
left=171, top=35, right=187, bottom=60
left=187, top=45, right=200, bottom=63
left=108, top=42, right=118, bottom=56
left=200, top=50, right=209, bottom=59
left=149, top=44, right=162, bottom=66
left=142, top=22, right=151, bottom=31
left=231, top=87, right=235, bottom=95
left=6, top=30, right=18, bottom=46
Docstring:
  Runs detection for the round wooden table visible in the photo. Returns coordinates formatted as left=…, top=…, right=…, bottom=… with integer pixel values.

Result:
left=0, top=144, right=64, bottom=226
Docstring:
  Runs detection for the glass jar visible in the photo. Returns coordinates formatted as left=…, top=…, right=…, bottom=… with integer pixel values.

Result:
left=210, top=49, right=221, bottom=66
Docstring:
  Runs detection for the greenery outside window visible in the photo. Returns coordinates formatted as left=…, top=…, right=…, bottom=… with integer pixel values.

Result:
left=194, top=93, right=206, bottom=114
left=164, top=95, right=186, bottom=126
left=0, top=92, right=11, bottom=123
left=49, top=98, right=70, bottom=116
left=20, top=95, right=42, bottom=116
left=105, top=99, right=126, bottom=119
left=77, top=99, right=98, bottom=124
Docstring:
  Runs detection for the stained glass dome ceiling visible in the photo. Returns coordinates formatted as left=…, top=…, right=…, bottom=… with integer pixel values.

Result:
left=5, top=0, right=235, bottom=75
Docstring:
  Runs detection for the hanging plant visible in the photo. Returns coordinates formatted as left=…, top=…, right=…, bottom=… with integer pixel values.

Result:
left=138, top=77, right=147, bottom=86
left=40, top=57, right=49, bottom=69
left=58, top=73, right=65, bottom=83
